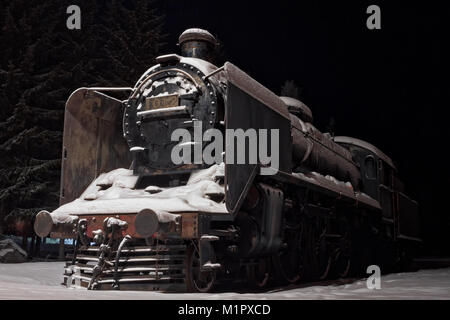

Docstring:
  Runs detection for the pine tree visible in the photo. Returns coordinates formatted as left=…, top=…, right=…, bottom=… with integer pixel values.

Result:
left=0, top=0, right=165, bottom=233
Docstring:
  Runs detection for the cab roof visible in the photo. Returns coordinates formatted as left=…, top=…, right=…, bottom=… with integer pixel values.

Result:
left=334, top=136, right=396, bottom=170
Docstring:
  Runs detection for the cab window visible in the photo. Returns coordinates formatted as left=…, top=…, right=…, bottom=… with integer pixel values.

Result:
left=364, top=155, right=377, bottom=180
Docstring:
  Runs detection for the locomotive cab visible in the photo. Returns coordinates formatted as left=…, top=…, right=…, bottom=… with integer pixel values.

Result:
left=334, top=136, right=421, bottom=243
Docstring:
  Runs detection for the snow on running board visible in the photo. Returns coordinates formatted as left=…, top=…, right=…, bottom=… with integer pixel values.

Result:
left=50, top=163, right=227, bottom=223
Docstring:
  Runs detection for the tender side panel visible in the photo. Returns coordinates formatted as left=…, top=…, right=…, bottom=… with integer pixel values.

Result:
left=396, top=192, right=421, bottom=241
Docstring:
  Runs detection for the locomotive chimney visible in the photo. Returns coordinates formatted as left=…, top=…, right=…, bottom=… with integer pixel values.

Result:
left=178, top=28, right=217, bottom=63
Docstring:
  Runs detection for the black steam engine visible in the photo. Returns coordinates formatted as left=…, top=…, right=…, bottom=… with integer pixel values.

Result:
left=34, top=28, right=421, bottom=292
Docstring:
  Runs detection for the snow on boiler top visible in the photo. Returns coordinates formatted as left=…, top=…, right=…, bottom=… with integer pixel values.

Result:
left=50, top=163, right=227, bottom=223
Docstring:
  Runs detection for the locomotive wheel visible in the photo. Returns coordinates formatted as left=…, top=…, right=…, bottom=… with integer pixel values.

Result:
left=185, top=244, right=216, bottom=293
left=333, top=232, right=351, bottom=278
left=247, top=258, right=270, bottom=288
left=273, top=224, right=304, bottom=284
left=313, top=224, right=331, bottom=280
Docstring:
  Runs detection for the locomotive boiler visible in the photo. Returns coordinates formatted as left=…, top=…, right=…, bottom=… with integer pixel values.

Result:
left=34, top=28, right=421, bottom=292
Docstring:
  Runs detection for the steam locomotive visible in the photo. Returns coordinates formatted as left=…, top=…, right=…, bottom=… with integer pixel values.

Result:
left=34, top=28, right=421, bottom=292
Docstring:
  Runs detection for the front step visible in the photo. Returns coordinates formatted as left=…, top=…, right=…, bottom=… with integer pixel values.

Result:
left=64, top=242, right=187, bottom=292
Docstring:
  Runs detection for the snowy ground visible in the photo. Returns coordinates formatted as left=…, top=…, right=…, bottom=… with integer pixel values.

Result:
left=0, top=262, right=449, bottom=300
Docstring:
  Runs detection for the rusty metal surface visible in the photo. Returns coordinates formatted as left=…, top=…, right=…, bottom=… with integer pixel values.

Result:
left=274, top=169, right=382, bottom=211
left=224, top=83, right=292, bottom=214
left=48, top=222, right=76, bottom=239
left=223, top=62, right=292, bottom=215
left=82, top=214, right=138, bottom=239
left=280, top=96, right=313, bottom=123
left=45, top=211, right=192, bottom=240
left=34, top=211, right=54, bottom=237
left=34, top=210, right=77, bottom=238
left=125, top=60, right=218, bottom=174
left=181, top=213, right=198, bottom=239
left=60, top=88, right=132, bottom=206
left=290, top=114, right=361, bottom=188
left=65, top=243, right=187, bottom=291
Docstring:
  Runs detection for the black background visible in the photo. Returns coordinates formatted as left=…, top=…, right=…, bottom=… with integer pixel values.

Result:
left=1, top=300, right=447, bottom=317
left=157, top=0, right=449, bottom=255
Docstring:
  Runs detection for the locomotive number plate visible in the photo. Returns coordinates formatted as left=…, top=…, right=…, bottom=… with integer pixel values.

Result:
left=145, top=94, right=179, bottom=111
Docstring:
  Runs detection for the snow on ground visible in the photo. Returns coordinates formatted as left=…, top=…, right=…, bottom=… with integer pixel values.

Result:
left=0, top=262, right=449, bottom=300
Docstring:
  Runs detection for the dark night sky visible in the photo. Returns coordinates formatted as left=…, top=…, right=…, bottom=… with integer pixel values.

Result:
left=156, top=0, right=449, bottom=254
